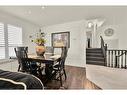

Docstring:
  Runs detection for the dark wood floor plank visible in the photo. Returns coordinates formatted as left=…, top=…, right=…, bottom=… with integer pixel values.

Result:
left=45, top=65, right=101, bottom=89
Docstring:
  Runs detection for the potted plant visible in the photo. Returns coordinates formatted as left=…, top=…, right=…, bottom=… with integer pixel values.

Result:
left=30, top=29, right=46, bottom=56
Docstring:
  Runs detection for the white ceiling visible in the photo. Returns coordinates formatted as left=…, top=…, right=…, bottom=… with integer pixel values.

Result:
left=0, top=6, right=127, bottom=26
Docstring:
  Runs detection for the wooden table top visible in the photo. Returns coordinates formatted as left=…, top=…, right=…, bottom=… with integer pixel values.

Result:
left=28, top=53, right=61, bottom=63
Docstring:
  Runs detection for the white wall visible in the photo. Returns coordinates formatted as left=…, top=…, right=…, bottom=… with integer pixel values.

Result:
left=97, top=24, right=120, bottom=49
left=117, top=24, right=127, bottom=50
left=0, top=11, right=40, bottom=53
left=97, top=23, right=127, bottom=50
left=43, top=20, right=86, bottom=67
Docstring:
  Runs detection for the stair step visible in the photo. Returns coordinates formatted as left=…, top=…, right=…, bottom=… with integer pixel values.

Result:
left=86, top=48, right=105, bottom=66
left=86, top=60, right=105, bottom=66
left=86, top=56, right=104, bottom=59
left=86, top=48, right=101, bottom=50
left=86, top=50, right=102, bottom=53
left=86, top=60, right=104, bottom=63
left=86, top=53, right=103, bottom=57
left=86, top=48, right=102, bottom=53
left=86, top=57, right=104, bottom=61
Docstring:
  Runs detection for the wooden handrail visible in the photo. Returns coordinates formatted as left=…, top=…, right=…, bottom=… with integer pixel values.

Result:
left=100, top=36, right=107, bottom=66
left=107, top=49, right=127, bottom=68
left=108, top=49, right=127, bottom=51
left=116, top=51, right=127, bottom=57
left=115, top=50, right=127, bottom=68
left=100, top=36, right=104, bottom=48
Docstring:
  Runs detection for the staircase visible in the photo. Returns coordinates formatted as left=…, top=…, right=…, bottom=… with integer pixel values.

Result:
left=86, top=48, right=105, bottom=66
left=86, top=36, right=127, bottom=69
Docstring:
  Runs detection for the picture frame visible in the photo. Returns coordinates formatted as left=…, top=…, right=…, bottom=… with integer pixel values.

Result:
left=51, top=32, right=70, bottom=48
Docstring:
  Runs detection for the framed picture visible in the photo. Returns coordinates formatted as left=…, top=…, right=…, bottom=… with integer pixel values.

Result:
left=51, top=32, right=70, bottom=48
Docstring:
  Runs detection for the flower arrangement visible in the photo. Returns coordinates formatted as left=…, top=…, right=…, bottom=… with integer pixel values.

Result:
left=30, top=29, right=46, bottom=46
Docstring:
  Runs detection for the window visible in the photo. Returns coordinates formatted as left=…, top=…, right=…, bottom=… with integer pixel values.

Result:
left=0, top=23, right=5, bottom=59
left=0, top=23, right=22, bottom=59
left=8, top=24, right=22, bottom=57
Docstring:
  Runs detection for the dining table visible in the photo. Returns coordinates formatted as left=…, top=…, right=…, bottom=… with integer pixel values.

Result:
left=27, top=53, right=61, bottom=80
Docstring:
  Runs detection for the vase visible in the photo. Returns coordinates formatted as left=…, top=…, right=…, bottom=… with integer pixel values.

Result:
left=35, top=45, right=46, bottom=56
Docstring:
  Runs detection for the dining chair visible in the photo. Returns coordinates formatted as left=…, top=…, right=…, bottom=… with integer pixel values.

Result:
left=14, top=47, right=28, bottom=72
left=15, top=47, right=44, bottom=79
left=52, top=47, right=68, bottom=86
left=20, top=58, right=44, bottom=79
left=45, top=46, right=54, bottom=54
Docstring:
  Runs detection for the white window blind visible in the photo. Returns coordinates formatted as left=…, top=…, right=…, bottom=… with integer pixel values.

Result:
left=0, top=23, right=5, bottom=59
left=8, top=24, right=22, bottom=57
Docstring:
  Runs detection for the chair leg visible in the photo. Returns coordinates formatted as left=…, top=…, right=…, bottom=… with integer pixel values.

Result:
left=59, top=70, right=63, bottom=87
left=63, top=69, right=67, bottom=80
left=18, top=65, right=20, bottom=71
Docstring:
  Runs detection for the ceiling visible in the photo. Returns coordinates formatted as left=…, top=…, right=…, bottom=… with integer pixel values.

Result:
left=0, top=6, right=127, bottom=26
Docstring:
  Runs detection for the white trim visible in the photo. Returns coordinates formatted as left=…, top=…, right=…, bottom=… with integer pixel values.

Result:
left=0, top=77, right=27, bottom=89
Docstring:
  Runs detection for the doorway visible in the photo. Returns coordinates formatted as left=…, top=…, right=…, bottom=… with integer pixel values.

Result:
left=86, top=21, right=94, bottom=48
left=86, top=31, right=92, bottom=48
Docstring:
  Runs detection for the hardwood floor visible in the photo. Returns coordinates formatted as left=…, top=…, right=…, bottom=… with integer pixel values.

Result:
left=44, top=65, right=101, bottom=89
left=84, top=79, right=101, bottom=89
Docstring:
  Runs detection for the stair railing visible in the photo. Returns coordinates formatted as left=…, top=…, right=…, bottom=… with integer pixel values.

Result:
left=115, top=50, right=127, bottom=68
left=100, top=36, right=127, bottom=69
left=107, top=49, right=127, bottom=68
left=100, top=36, right=107, bottom=66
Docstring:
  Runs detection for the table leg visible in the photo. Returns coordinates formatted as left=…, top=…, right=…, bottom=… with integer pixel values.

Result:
left=45, top=64, right=53, bottom=79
